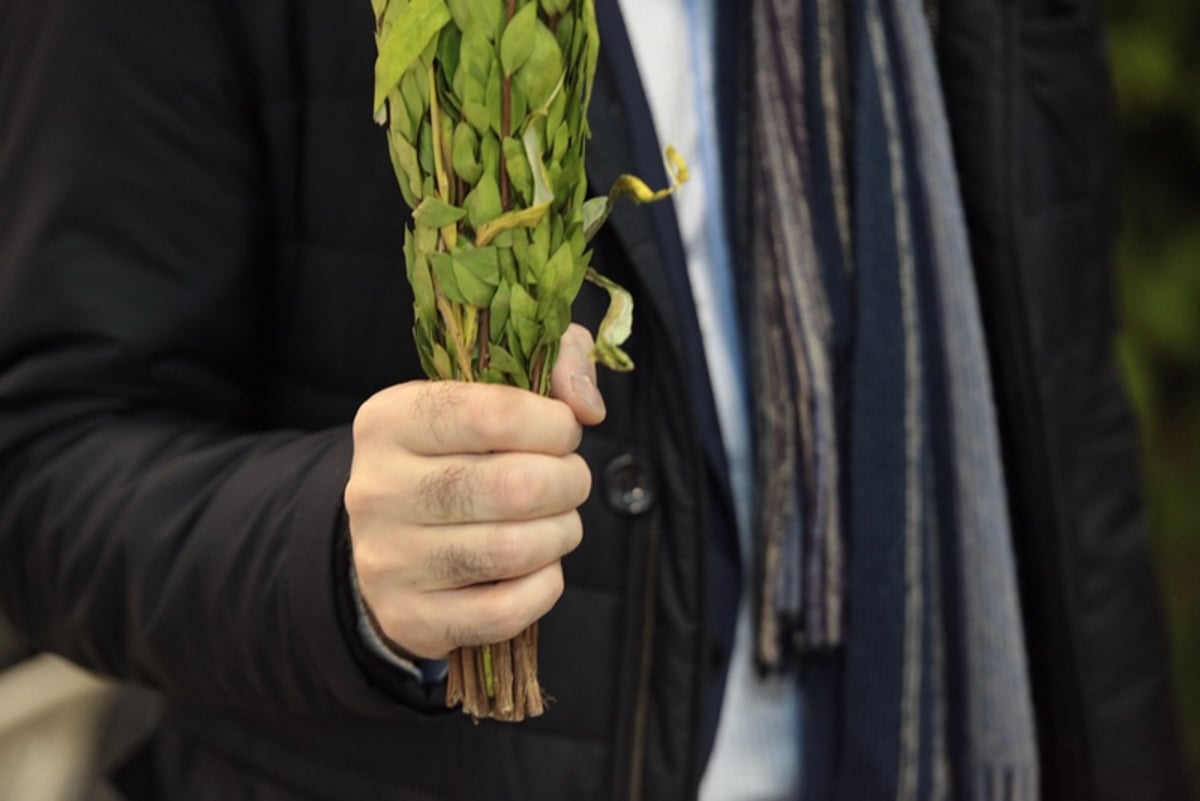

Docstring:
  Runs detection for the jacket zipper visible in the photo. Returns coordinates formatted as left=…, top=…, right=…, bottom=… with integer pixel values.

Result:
left=626, top=504, right=662, bottom=801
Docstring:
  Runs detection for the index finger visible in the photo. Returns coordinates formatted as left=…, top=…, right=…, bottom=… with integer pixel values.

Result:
left=362, top=380, right=584, bottom=457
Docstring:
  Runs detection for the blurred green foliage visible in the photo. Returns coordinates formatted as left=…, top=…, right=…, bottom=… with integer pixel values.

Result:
left=1105, top=0, right=1200, bottom=788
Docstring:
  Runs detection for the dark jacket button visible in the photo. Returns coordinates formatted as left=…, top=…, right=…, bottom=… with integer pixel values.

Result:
left=603, top=454, right=656, bottom=516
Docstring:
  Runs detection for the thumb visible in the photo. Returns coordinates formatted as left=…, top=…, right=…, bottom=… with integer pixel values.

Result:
left=551, top=323, right=606, bottom=426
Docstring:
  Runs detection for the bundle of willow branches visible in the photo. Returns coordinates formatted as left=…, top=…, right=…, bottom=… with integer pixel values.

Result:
left=371, top=0, right=685, bottom=721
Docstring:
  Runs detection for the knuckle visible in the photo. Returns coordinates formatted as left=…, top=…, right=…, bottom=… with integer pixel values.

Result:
left=428, top=541, right=492, bottom=585
left=566, top=454, right=593, bottom=506
left=484, top=525, right=528, bottom=577
left=493, top=466, right=543, bottom=517
left=463, top=389, right=521, bottom=445
left=351, top=398, right=382, bottom=443
left=342, top=477, right=376, bottom=518
left=563, top=512, right=584, bottom=554
left=351, top=537, right=383, bottom=581
left=484, top=593, right=529, bottom=642
left=541, top=564, right=566, bottom=607
left=412, top=381, right=466, bottom=447
left=417, top=462, right=475, bottom=521
left=548, top=404, right=581, bottom=453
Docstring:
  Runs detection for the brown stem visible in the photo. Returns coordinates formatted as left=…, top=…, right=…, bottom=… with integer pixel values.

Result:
left=444, top=0, right=548, bottom=722
left=445, top=649, right=464, bottom=707
left=530, top=347, right=549, bottom=397
left=494, top=640, right=515, bottom=719
left=478, top=309, right=491, bottom=371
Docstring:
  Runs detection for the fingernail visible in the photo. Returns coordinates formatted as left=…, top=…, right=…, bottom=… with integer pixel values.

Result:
left=571, top=372, right=605, bottom=415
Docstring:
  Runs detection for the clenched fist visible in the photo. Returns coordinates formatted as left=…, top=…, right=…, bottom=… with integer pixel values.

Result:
left=344, top=324, right=607, bottom=660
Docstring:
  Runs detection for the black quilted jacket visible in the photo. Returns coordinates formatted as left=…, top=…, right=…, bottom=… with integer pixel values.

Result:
left=0, top=0, right=1187, bottom=798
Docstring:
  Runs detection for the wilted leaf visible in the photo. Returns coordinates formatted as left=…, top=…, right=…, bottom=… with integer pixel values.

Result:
left=475, top=201, right=550, bottom=247
left=582, top=195, right=611, bottom=241
left=586, top=267, right=635, bottom=371
left=522, top=125, right=555, bottom=206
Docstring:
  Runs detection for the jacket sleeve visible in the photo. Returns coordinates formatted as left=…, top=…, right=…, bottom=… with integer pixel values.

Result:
left=0, top=0, right=423, bottom=716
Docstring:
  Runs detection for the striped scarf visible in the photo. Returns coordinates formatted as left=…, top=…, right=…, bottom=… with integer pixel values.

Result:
left=747, top=0, right=1041, bottom=796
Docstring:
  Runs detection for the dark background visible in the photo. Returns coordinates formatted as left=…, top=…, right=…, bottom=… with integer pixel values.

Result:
left=1105, top=0, right=1200, bottom=789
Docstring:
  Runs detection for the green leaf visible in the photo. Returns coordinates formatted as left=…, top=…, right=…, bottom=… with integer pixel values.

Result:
left=582, top=195, right=612, bottom=240
left=452, top=123, right=483, bottom=184
left=503, top=137, right=533, bottom=204
left=545, top=83, right=567, bottom=146
left=580, top=0, right=600, bottom=111
left=530, top=215, right=551, bottom=273
left=433, top=342, right=455, bottom=380
left=404, top=231, right=438, bottom=332
left=416, top=337, right=439, bottom=381
left=536, top=241, right=574, bottom=318
left=487, top=343, right=526, bottom=381
left=490, top=280, right=511, bottom=339
left=413, top=197, right=468, bottom=229
left=415, top=223, right=439, bottom=253
left=432, top=252, right=468, bottom=304
left=510, top=227, right=529, bottom=264
left=467, top=0, right=503, bottom=40
left=551, top=121, right=570, bottom=162
left=460, top=27, right=492, bottom=86
left=514, top=22, right=563, bottom=110
left=387, top=132, right=424, bottom=205
left=499, top=245, right=518, bottom=284
left=387, top=88, right=415, bottom=144
left=400, top=70, right=427, bottom=141
left=466, top=173, right=503, bottom=231
left=500, top=2, right=539, bottom=77
left=418, top=119, right=435, bottom=175
left=485, top=62, right=503, bottom=135
left=374, top=0, right=452, bottom=116
left=522, top=125, right=555, bottom=206
left=540, top=0, right=571, bottom=17
left=454, top=246, right=501, bottom=285
left=446, top=0, right=471, bottom=29
left=509, top=284, right=540, bottom=356
left=462, top=100, right=491, bottom=133
left=436, top=25, right=462, bottom=92
left=452, top=259, right=497, bottom=307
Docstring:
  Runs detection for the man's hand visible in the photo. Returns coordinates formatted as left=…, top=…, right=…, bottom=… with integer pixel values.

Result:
left=344, top=323, right=607, bottom=660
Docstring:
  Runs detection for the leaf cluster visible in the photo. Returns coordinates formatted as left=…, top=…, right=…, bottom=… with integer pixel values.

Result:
left=372, top=0, right=611, bottom=392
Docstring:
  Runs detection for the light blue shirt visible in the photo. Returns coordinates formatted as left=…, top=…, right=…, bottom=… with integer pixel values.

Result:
left=617, top=1, right=805, bottom=798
